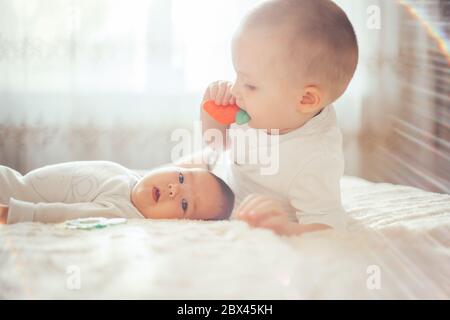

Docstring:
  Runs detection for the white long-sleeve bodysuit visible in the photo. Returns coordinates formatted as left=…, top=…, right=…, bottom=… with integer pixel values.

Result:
left=0, top=161, right=144, bottom=224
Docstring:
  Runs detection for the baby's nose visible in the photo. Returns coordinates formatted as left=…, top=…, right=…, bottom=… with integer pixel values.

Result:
left=168, top=183, right=178, bottom=198
left=230, top=82, right=238, bottom=98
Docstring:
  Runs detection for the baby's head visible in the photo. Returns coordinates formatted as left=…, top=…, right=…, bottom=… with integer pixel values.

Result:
left=131, top=166, right=235, bottom=221
left=230, top=0, right=358, bottom=132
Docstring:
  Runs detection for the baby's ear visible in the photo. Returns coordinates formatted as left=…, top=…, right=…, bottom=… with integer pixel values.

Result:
left=297, top=86, right=323, bottom=114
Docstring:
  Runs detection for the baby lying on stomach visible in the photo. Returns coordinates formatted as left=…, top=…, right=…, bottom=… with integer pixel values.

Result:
left=0, top=161, right=235, bottom=224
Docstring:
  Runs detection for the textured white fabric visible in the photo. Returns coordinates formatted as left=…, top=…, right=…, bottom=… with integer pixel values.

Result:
left=1, top=176, right=449, bottom=299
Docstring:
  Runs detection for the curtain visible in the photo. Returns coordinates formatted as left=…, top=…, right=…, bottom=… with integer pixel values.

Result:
left=0, top=0, right=259, bottom=172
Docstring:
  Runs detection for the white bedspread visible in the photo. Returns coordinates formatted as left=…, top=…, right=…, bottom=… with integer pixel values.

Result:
left=1, top=176, right=449, bottom=299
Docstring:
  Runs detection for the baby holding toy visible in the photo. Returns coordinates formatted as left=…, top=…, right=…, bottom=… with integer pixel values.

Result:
left=183, top=0, right=359, bottom=236
left=0, top=161, right=235, bottom=224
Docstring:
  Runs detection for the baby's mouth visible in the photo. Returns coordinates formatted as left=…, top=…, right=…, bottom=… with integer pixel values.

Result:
left=152, top=187, right=160, bottom=203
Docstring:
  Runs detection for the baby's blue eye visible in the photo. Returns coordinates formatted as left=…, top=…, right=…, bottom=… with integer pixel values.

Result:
left=181, top=198, right=188, bottom=213
left=178, top=172, right=184, bottom=184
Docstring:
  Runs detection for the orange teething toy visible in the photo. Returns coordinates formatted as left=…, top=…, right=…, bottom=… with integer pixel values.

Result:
left=203, top=100, right=250, bottom=125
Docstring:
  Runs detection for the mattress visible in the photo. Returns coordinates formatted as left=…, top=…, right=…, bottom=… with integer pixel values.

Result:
left=0, top=176, right=449, bottom=299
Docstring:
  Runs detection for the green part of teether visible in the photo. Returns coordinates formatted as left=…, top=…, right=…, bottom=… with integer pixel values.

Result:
left=235, top=110, right=251, bottom=125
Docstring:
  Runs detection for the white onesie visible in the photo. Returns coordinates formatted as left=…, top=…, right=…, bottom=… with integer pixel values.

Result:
left=0, top=161, right=144, bottom=224
left=212, top=104, right=347, bottom=230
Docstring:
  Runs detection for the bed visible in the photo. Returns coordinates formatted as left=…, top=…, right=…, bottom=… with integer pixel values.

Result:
left=0, top=176, right=449, bottom=299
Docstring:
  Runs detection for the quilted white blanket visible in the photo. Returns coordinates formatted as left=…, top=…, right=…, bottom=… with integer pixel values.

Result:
left=1, top=176, right=449, bottom=299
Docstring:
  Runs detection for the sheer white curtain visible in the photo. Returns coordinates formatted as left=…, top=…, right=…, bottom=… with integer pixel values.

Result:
left=0, top=0, right=259, bottom=172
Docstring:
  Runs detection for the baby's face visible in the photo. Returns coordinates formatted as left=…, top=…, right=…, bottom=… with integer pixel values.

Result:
left=131, top=166, right=223, bottom=220
left=230, top=24, right=307, bottom=132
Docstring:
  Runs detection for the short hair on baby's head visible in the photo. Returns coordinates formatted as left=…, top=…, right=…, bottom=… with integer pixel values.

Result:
left=209, top=172, right=235, bottom=220
left=243, top=0, right=358, bottom=101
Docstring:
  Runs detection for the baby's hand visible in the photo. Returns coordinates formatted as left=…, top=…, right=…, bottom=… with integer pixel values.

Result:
left=235, top=194, right=296, bottom=235
left=203, top=80, right=236, bottom=106
left=0, top=204, right=8, bottom=224
left=236, top=194, right=332, bottom=236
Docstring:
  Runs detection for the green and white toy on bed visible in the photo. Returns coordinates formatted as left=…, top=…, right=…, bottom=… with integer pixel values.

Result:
left=64, top=217, right=127, bottom=230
